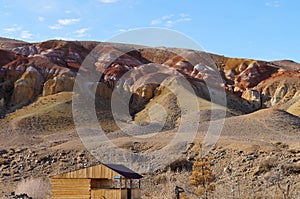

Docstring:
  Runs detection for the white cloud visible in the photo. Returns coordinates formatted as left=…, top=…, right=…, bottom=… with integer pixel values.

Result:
left=165, top=17, right=191, bottom=27
left=179, top=13, right=189, bottom=18
left=43, top=5, right=52, bottom=9
left=3, top=26, right=34, bottom=40
left=21, top=31, right=33, bottom=39
left=64, top=10, right=72, bottom=14
left=3, top=26, right=22, bottom=32
left=49, top=18, right=80, bottom=30
left=49, top=24, right=62, bottom=30
left=100, top=0, right=118, bottom=3
left=118, top=29, right=127, bottom=33
left=58, top=18, right=80, bottom=25
left=265, top=1, right=280, bottom=7
left=151, top=14, right=191, bottom=27
left=117, top=28, right=134, bottom=33
left=151, top=14, right=174, bottom=25
left=75, top=28, right=90, bottom=37
left=38, top=16, right=45, bottom=22
left=53, top=36, right=75, bottom=41
left=76, top=28, right=89, bottom=34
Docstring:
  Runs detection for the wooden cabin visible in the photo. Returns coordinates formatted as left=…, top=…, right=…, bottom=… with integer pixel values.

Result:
left=51, top=163, right=143, bottom=199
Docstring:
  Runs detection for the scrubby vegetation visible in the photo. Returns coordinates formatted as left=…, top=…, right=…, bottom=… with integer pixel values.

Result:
left=15, top=178, right=51, bottom=199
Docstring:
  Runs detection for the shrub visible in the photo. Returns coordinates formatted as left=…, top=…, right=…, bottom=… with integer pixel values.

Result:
left=189, top=157, right=215, bottom=198
left=15, top=177, right=51, bottom=199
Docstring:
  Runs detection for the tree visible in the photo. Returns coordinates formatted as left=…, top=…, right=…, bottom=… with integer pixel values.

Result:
left=189, top=157, right=215, bottom=199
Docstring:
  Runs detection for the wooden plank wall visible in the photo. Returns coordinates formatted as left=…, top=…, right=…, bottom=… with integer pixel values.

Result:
left=91, top=189, right=122, bottom=199
left=52, top=179, right=91, bottom=199
left=53, top=164, right=120, bottom=179
left=121, top=189, right=127, bottom=199
left=121, top=189, right=141, bottom=199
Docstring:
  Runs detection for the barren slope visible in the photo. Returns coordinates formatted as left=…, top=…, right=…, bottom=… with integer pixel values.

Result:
left=0, top=38, right=299, bottom=198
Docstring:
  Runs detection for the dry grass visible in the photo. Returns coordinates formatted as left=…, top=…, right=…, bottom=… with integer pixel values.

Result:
left=140, top=145, right=300, bottom=199
left=15, top=177, right=51, bottom=199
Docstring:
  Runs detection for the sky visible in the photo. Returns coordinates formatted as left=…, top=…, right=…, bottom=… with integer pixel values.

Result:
left=0, top=0, right=299, bottom=62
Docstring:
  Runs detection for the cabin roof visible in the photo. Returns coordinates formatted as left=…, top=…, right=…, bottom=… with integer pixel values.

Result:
left=51, top=163, right=143, bottom=179
left=104, top=163, right=143, bottom=179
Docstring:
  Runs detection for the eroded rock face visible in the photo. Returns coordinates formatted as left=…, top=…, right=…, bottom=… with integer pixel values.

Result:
left=12, top=45, right=38, bottom=56
left=163, top=55, right=194, bottom=74
left=270, top=85, right=288, bottom=106
left=241, top=88, right=261, bottom=110
left=234, top=61, right=278, bottom=92
left=95, top=82, right=112, bottom=99
left=0, top=38, right=299, bottom=116
left=256, top=73, right=300, bottom=108
left=43, top=75, right=74, bottom=96
left=0, top=50, right=16, bottom=66
left=10, top=66, right=43, bottom=106
left=134, top=83, right=159, bottom=101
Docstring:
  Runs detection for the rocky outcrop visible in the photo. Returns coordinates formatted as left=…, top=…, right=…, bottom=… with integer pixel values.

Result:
left=285, top=95, right=300, bottom=117
left=270, top=84, right=289, bottom=106
left=0, top=38, right=299, bottom=116
left=43, top=75, right=74, bottom=96
left=256, top=73, right=300, bottom=108
left=12, top=45, right=38, bottom=57
left=234, top=61, right=278, bottom=92
left=128, top=83, right=160, bottom=114
left=95, top=82, right=112, bottom=99
left=0, top=50, right=16, bottom=66
left=10, top=66, right=43, bottom=107
left=139, top=84, right=159, bottom=100
left=241, top=88, right=261, bottom=110
left=163, top=55, right=194, bottom=74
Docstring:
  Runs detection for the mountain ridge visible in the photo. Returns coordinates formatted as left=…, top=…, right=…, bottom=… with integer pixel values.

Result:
left=0, top=37, right=299, bottom=198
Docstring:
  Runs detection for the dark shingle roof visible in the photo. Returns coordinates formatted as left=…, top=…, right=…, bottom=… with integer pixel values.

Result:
left=103, top=163, right=143, bottom=179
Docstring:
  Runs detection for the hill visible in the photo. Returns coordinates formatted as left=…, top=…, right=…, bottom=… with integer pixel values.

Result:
left=0, top=38, right=299, bottom=198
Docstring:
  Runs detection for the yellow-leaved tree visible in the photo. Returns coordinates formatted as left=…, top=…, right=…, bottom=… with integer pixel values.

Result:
left=189, top=157, right=215, bottom=199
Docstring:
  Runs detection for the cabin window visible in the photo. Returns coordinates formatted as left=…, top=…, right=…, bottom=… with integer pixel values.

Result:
left=91, top=179, right=112, bottom=189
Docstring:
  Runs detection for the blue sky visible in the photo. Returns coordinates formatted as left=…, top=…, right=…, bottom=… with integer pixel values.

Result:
left=0, top=0, right=299, bottom=62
